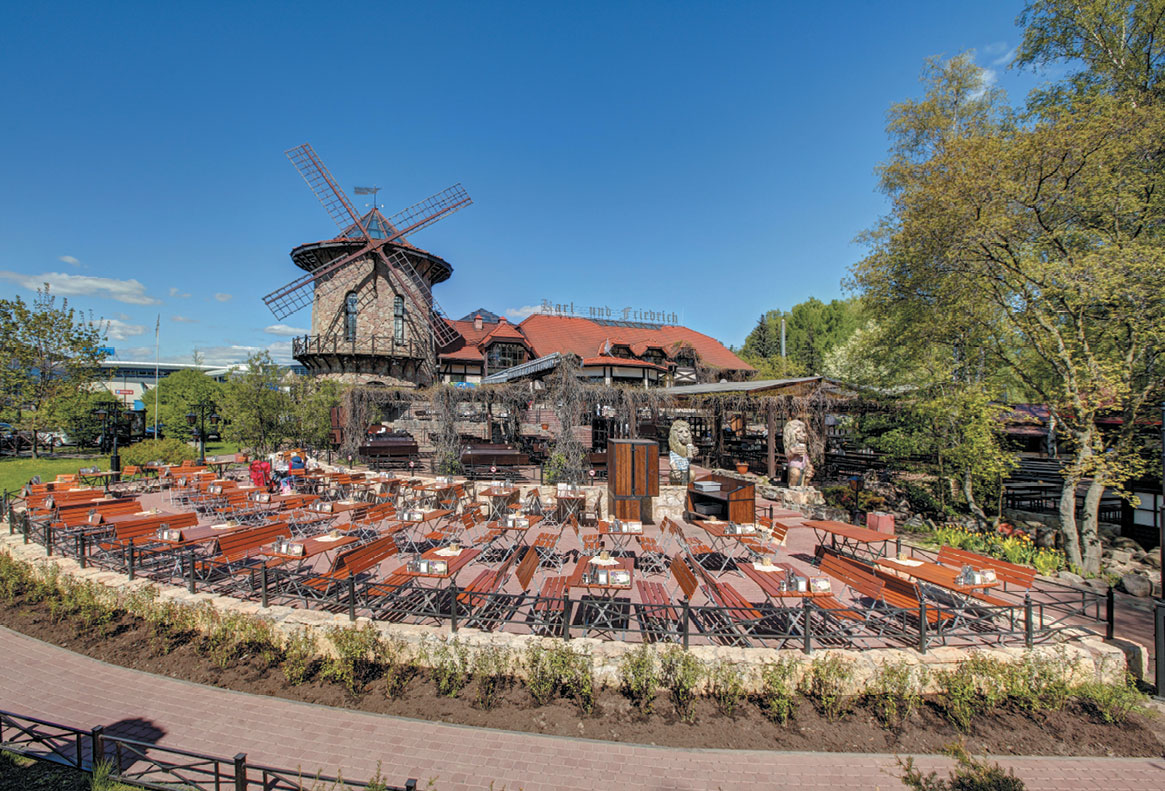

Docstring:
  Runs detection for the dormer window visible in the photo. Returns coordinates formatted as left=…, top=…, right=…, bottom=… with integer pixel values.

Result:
left=642, top=348, right=666, bottom=367
left=487, top=342, right=526, bottom=372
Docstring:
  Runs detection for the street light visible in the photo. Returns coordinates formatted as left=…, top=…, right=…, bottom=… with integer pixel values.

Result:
left=92, top=402, right=123, bottom=473
left=186, top=398, right=219, bottom=466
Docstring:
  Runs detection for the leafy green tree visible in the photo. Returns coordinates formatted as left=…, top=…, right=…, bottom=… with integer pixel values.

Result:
left=219, top=352, right=290, bottom=454
left=145, top=369, right=223, bottom=443
left=285, top=374, right=344, bottom=450
left=740, top=298, right=865, bottom=378
left=1017, top=0, right=1165, bottom=105
left=852, top=53, right=1165, bottom=572
left=0, top=287, right=107, bottom=457
left=41, top=389, right=119, bottom=448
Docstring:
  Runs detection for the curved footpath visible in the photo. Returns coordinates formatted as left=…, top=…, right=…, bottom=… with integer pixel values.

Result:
left=3, top=628, right=1163, bottom=790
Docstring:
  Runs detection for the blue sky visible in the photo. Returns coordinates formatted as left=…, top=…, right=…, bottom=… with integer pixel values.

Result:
left=0, top=1, right=1055, bottom=365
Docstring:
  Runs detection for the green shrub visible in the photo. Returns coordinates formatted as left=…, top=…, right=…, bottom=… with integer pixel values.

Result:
left=660, top=647, right=704, bottom=723
left=0, top=553, right=34, bottom=601
left=867, top=659, right=924, bottom=731
left=1003, top=654, right=1073, bottom=713
left=429, top=639, right=471, bottom=698
left=707, top=660, right=746, bottom=717
left=899, top=745, right=1024, bottom=790
left=798, top=654, right=854, bottom=721
left=141, top=598, right=199, bottom=654
left=472, top=645, right=513, bottom=710
left=120, top=438, right=197, bottom=467
left=935, top=665, right=980, bottom=731
left=756, top=657, right=798, bottom=724
left=201, top=610, right=279, bottom=669
left=619, top=645, right=660, bottom=714
left=1076, top=673, right=1150, bottom=724
left=321, top=623, right=382, bottom=694
left=381, top=637, right=420, bottom=699
left=282, top=628, right=318, bottom=686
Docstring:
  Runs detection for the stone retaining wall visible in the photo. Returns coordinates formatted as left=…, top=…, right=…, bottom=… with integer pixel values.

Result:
left=1, top=527, right=1129, bottom=695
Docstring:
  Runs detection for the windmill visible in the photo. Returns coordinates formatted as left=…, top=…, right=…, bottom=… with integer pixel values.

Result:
left=264, top=143, right=470, bottom=380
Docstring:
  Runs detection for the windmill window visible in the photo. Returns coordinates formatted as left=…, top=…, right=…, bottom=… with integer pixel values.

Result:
left=345, top=292, right=358, bottom=341
left=393, top=295, right=405, bottom=343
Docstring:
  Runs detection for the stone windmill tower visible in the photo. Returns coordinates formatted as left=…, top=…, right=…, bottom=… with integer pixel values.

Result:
left=262, top=144, right=471, bottom=386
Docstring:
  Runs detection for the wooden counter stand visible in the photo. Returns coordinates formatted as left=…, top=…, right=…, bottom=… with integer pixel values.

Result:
left=684, top=473, right=755, bottom=524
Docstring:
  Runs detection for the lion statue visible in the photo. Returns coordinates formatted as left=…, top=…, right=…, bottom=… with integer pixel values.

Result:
left=783, top=418, right=814, bottom=487
left=668, top=420, right=698, bottom=484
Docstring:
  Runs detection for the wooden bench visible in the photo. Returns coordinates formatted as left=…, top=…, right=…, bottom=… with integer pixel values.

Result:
left=936, top=545, right=1035, bottom=604
left=815, top=549, right=887, bottom=630
left=288, top=535, right=400, bottom=602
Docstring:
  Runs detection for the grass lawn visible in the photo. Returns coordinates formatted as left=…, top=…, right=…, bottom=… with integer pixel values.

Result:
left=0, top=455, right=103, bottom=495
left=203, top=440, right=240, bottom=457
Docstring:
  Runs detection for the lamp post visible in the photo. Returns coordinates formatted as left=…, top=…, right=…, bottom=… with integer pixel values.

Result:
left=185, top=399, right=219, bottom=466
left=1156, top=401, right=1164, bottom=700
left=92, top=403, right=123, bottom=473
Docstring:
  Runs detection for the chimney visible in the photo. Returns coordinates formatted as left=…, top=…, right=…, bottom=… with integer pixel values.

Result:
left=474, top=314, right=483, bottom=331
left=498, top=316, right=507, bottom=324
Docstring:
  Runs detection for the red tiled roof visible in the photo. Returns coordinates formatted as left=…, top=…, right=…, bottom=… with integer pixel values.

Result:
left=439, top=318, right=493, bottom=361
left=480, top=319, right=530, bottom=346
left=580, top=356, right=666, bottom=371
left=518, top=315, right=753, bottom=371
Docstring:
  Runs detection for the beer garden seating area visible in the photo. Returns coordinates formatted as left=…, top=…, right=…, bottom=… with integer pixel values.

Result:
left=6, top=461, right=1113, bottom=655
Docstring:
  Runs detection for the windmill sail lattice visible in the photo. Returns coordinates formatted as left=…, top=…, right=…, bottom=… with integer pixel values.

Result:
left=264, top=143, right=471, bottom=380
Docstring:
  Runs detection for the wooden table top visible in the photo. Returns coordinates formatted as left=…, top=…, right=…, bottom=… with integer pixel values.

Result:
left=397, top=547, right=480, bottom=579
left=262, top=533, right=357, bottom=560
left=803, top=520, right=895, bottom=544
left=568, top=556, right=634, bottom=590
left=479, top=486, right=518, bottom=498
left=596, top=520, right=645, bottom=535
left=489, top=514, right=542, bottom=531
left=738, top=561, right=835, bottom=599
left=878, top=557, right=1000, bottom=594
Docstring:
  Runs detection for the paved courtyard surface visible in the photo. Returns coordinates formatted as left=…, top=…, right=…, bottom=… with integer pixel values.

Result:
left=2, top=627, right=1162, bottom=791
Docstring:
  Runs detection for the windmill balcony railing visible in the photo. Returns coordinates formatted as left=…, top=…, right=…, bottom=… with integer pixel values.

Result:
left=293, top=334, right=428, bottom=360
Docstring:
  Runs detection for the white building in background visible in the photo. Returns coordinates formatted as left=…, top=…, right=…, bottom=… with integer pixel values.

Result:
left=97, top=360, right=309, bottom=409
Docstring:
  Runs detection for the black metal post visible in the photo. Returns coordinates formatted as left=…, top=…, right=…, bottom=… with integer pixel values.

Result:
left=22, top=512, right=28, bottom=544
left=127, top=538, right=135, bottom=580
left=78, top=535, right=87, bottom=569
left=1155, top=599, right=1165, bottom=700
left=1106, top=586, right=1115, bottom=640
left=347, top=572, right=356, bottom=622
left=187, top=546, right=195, bottom=593
left=681, top=600, right=690, bottom=649
left=918, top=602, right=928, bottom=655
left=1024, top=595, right=1034, bottom=648
left=260, top=566, right=268, bottom=608
left=45, top=522, right=53, bottom=556
left=90, top=725, right=104, bottom=767
left=561, top=593, right=572, bottom=640
left=802, top=600, right=813, bottom=654
left=233, top=752, right=247, bottom=791
left=449, top=583, right=459, bottom=632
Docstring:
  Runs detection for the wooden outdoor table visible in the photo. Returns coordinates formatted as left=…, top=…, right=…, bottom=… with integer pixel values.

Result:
left=401, top=546, right=481, bottom=580
left=555, top=494, right=585, bottom=523
left=261, top=533, right=357, bottom=562
left=738, top=561, right=836, bottom=601
left=479, top=487, right=519, bottom=520
left=78, top=470, right=122, bottom=493
left=568, top=555, right=634, bottom=637
left=802, top=519, right=897, bottom=560
left=596, top=520, right=645, bottom=554
left=878, top=557, right=1000, bottom=596
left=151, top=522, right=250, bottom=545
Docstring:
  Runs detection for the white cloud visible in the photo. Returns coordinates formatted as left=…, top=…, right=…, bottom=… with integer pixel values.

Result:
left=214, top=292, right=233, bottom=302
left=264, top=323, right=307, bottom=337
left=59, top=255, right=81, bottom=267
left=992, top=46, right=1017, bottom=67
left=171, top=315, right=198, bottom=323
left=265, top=340, right=294, bottom=362
left=169, top=287, right=191, bottom=299
left=96, top=318, right=146, bottom=341
left=504, top=304, right=541, bottom=321
left=0, top=270, right=161, bottom=305
left=117, top=346, right=155, bottom=359
left=180, top=344, right=263, bottom=366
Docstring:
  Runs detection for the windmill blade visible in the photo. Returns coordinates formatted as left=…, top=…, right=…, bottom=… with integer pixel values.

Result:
left=383, top=184, right=472, bottom=243
left=286, top=144, right=369, bottom=237
left=262, top=245, right=370, bottom=320
left=378, top=247, right=462, bottom=348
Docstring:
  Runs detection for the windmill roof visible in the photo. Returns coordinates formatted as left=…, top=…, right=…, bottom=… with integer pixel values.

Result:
left=457, top=308, right=502, bottom=323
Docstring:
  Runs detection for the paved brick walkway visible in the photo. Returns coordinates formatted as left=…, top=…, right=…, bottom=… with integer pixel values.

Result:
left=2, top=627, right=1162, bottom=790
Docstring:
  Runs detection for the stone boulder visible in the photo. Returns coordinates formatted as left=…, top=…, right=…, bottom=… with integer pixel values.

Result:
left=1057, top=570, right=1084, bottom=586
left=1120, top=573, right=1153, bottom=598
